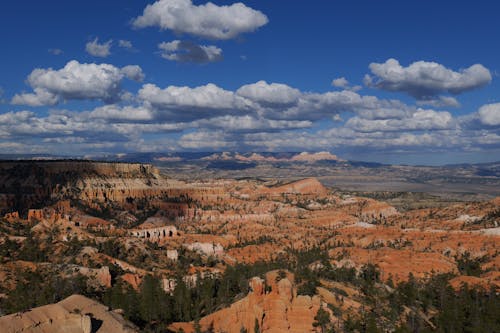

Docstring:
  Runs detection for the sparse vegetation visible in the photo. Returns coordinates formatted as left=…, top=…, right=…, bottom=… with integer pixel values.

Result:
left=0, top=160, right=499, bottom=332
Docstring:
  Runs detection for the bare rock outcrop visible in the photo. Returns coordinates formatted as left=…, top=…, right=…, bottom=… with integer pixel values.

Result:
left=0, top=294, right=138, bottom=333
left=267, top=178, right=329, bottom=197
left=170, top=270, right=322, bottom=333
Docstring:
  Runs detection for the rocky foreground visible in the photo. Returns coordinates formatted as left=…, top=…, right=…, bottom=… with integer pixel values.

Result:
left=0, top=161, right=498, bottom=332
left=0, top=294, right=137, bottom=333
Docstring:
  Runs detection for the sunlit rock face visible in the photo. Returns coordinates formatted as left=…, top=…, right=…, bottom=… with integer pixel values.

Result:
left=0, top=294, right=138, bottom=333
left=0, top=160, right=499, bottom=332
left=169, top=270, right=323, bottom=333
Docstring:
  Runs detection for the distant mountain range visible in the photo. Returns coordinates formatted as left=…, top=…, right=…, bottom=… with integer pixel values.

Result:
left=1, top=151, right=342, bottom=163
left=1, top=152, right=499, bottom=170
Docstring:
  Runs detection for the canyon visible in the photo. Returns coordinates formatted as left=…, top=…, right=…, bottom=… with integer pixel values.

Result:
left=0, top=160, right=498, bottom=332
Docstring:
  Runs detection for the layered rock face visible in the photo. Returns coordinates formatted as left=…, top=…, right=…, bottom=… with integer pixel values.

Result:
left=0, top=161, right=165, bottom=214
left=0, top=161, right=212, bottom=220
left=170, top=270, right=323, bottom=333
left=0, top=294, right=138, bottom=333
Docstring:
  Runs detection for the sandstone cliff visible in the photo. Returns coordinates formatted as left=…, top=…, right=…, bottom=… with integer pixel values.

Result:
left=170, top=270, right=323, bottom=333
left=0, top=294, right=138, bottom=333
left=0, top=161, right=178, bottom=214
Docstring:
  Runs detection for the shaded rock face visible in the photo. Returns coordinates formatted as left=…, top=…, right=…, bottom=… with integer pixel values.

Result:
left=0, top=294, right=138, bottom=333
left=129, top=225, right=178, bottom=242
left=0, top=161, right=161, bottom=215
left=170, top=270, right=322, bottom=333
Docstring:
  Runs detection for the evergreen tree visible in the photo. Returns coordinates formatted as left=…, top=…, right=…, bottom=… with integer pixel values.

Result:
left=313, top=307, right=331, bottom=333
left=139, top=275, right=166, bottom=323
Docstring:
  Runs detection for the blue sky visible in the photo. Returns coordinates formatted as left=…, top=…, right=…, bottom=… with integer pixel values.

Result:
left=1, top=0, right=500, bottom=164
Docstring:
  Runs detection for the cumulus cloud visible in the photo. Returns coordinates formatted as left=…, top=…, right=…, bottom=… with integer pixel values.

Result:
left=87, top=105, right=154, bottom=122
left=120, top=65, right=145, bottom=81
left=138, top=83, right=253, bottom=121
left=235, top=81, right=405, bottom=121
left=243, top=127, right=464, bottom=152
left=132, top=0, right=268, bottom=40
left=118, top=40, right=133, bottom=49
left=12, top=60, right=144, bottom=106
left=478, top=103, right=500, bottom=126
left=158, top=40, right=222, bottom=63
left=365, top=58, right=491, bottom=102
left=345, top=109, right=454, bottom=133
left=0, top=111, right=36, bottom=127
left=0, top=110, right=103, bottom=139
left=416, top=96, right=460, bottom=108
left=179, top=130, right=236, bottom=149
left=262, top=89, right=411, bottom=121
left=332, top=77, right=349, bottom=88
left=85, top=38, right=112, bottom=57
left=236, top=81, right=301, bottom=107
left=11, top=88, right=59, bottom=107
left=331, top=77, right=361, bottom=92
left=5, top=73, right=500, bottom=156
left=193, top=115, right=312, bottom=132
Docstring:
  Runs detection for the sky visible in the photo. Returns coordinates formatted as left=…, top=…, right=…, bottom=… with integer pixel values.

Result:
left=1, top=0, right=500, bottom=164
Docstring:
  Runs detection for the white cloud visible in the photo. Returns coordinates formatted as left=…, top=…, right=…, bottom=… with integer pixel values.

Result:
left=332, top=77, right=349, bottom=88
left=236, top=81, right=301, bottom=106
left=138, top=83, right=253, bottom=121
left=237, top=82, right=412, bottom=122
left=243, top=127, right=463, bottom=152
left=0, top=111, right=36, bottom=126
left=416, top=96, right=460, bottom=108
left=179, top=130, right=235, bottom=149
left=478, top=103, right=500, bottom=126
left=365, top=58, right=491, bottom=101
left=158, top=40, right=222, bottom=63
left=132, top=0, right=268, bottom=40
left=5, top=72, right=500, bottom=156
left=120, top=65, right=145, bottom=81
left=262, top=89, right=410, bottom=121
left=345, top=109, right=454, bottom=132
left=193, top=115, right=312, bottom=132
left=87, top=105, right=154, bottom=122
left=85, top=38, right=112, bottom=57
left=12, top=60, right=144, bottom=106
left=331, top=77, right=362, bottom=92
left=118, top=40, right=133, bottom=49
left=11, top=88, right=59, bottom=106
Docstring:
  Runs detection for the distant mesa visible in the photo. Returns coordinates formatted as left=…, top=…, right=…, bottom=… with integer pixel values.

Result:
left=201, top=151, right=340, bottom=163
left=153, top=156, right=183, bottom=162
left=289, top=151, right=340, bottom=162
left=0, top=151, right=343, bottom=165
